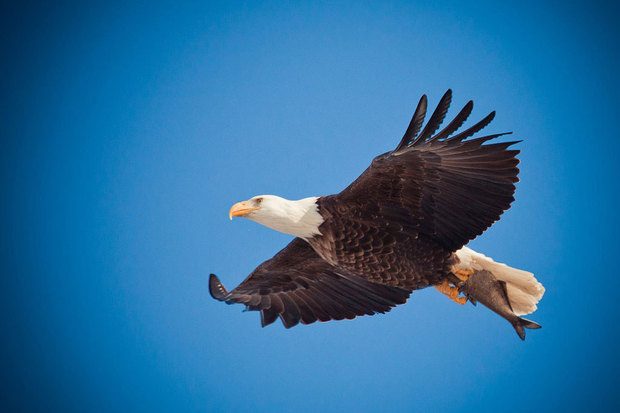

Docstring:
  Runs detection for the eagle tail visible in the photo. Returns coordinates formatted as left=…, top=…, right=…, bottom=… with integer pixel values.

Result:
left=454, top=247, right=545, bottom=316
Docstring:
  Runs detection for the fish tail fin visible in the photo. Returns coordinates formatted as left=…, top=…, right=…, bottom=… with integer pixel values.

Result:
left=455, top=247, right=545, bottom=316
left=512, top=317, right=542, bottom=340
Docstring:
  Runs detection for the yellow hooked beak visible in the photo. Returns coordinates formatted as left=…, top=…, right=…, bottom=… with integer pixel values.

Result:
left=229, top=201, right=260, bottom=220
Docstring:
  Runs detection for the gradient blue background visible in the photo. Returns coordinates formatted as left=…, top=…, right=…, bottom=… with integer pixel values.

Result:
left=2, top=1, right=619, bottom=412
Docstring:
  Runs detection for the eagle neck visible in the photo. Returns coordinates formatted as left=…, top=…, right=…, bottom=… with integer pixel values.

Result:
left=260, top=196, right=324, bottom=240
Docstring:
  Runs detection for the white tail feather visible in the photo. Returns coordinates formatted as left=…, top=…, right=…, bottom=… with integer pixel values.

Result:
left=454, top=247, right=545, bottom=316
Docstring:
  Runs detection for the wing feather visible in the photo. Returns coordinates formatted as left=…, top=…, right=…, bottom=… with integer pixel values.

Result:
left=431, top=100, right=474, bottom=141
left=395, top=95, right=428, bottom=151
left=338, top=91, right=520, bottom=251
left=446, top=111, right=496, bottom=142
left=209, top=239, right=411, bottom=328
left=412, top=89, right=452, bottom=145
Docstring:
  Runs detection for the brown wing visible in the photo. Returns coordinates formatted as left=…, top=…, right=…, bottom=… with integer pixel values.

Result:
left=337, top=89, right=520, bottom=252
left=209, top=238, right=410, bottom=328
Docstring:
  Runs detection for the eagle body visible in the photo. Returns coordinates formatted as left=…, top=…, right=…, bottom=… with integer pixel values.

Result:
left=311, top=195, right=452, bottom=290
left=210, top=90, right=545, bottom=338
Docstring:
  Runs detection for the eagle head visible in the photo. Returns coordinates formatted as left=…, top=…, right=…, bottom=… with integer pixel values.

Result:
left=229, top=195, right=323, bottom=239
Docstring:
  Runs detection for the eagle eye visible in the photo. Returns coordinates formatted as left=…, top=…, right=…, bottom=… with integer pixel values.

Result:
left=255, top=197, right=263, bottom=204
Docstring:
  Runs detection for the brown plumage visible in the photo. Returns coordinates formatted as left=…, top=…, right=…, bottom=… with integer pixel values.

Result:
left=210, top=89, right=527, bottom=330
left=210, top=238, right=411, bottom=328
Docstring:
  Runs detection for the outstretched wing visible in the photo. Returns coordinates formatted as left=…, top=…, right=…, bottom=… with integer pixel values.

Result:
left=209, top=238, right=410, bottom=328
left=337, top=89, right=520, bottom=251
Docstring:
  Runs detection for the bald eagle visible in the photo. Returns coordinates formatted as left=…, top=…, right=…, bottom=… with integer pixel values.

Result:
left=209, top=90, right=545, bottom=339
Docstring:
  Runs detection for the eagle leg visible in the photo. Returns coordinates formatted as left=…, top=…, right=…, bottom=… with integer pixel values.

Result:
left=454, top=268, right=475, bottom=282
left=434, top=280, right=467, bottom=305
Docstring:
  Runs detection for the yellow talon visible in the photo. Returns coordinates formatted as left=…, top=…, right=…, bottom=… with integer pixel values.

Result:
left=454, top=268, right=475, bottom=282
left=434, top=280, right=467, bottom=305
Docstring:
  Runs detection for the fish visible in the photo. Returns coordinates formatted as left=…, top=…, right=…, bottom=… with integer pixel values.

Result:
left=460, top=270, right=541, bottom=340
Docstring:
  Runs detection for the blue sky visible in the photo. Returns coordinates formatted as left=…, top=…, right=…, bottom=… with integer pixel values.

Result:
left=2, top=1, right=619, bottom=412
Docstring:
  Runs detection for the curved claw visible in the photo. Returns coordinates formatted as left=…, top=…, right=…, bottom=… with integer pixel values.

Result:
left=435, top=280, right=467, bottom=305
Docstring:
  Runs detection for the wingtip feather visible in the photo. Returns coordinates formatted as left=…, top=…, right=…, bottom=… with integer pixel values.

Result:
left=209, top=274, right=229, bottom=301
left=395, top=93, right=428, bottom=151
